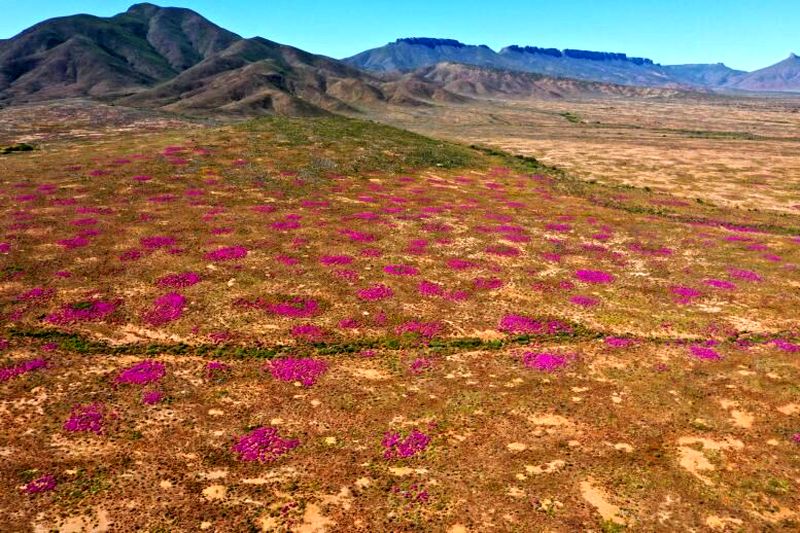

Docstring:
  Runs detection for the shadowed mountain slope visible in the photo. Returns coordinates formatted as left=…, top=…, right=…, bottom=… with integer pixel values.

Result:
left=0, top=4, right=466, bottom=114
left=0, top=3, right=239, bottom=103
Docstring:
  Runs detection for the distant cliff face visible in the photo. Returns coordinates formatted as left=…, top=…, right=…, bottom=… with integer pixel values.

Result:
left=394, top=38, right=468, bottom=49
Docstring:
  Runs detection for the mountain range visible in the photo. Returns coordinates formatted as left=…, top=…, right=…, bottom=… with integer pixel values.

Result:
left=0, top=3, right=477, bottom=115
left=345, top=38, right=800, bottom=93
left=0, top=3, right=797, bottom=117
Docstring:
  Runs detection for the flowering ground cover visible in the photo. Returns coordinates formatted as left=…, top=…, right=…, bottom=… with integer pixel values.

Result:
left=0, top=114, right=799, bottom=530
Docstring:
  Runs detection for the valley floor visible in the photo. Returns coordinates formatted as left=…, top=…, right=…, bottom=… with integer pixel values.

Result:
left=0, top=103, right=799, bottom=531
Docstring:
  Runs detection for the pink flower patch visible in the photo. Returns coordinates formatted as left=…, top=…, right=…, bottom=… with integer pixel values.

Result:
left=291, top=324, right=327, bottom=342
left=605, top=337, right=636, bottom=348
left=671, top=286, right=702, bottom=304
left=46, top=300, right=118, bottom=325
left=395, top=321, right=443, bottom=339
left=409, top=357, right=433, bottom=374
left=418, top=281, right=444, bottom=297
left=499, top=315, right=571, bottom=335
left=575, top=270, right=614, bottom=284
left=546, top=223, right=572, bottom=232
left=358, top=284, right=394, bottom=301
left=142, top=390, right=164, bottom=405
left=63, top=403, right=109, bottom=434
left=320, top=255, right=354, bottom=266
left=119, top=249, right=142, bottom=262
left=704, top=279, right=736, bottom=290
left=341, top=229, right=375, bottom=242
left=271, top=218, right=301, bottom=231
left=232, top=427, right=300, bottom=462
left=16, top=287, right=55, bottom=302
left=205, top=246, right=247, bottom=261
left=22, top=474, right=57, bottom=494
left=268, top=357, right=328, bottom=387
left=728, top=268, right=762, bottom=282
left=773, top=339, right=799, bottom=353
left=446, top=258, right=477, bottom=270
left=570, top=295, right=599, bottom=307
left=116, top=360, right=166, bottom=385
left=522, top=352, right=568, bottom=372
left=252, top=204, right=277, bottom=213
left=205, top=361, right=231, bottom=379
left=0, top=358, right=47, bottom=383
left=474, top=277, right=504, bottom=290
left=689, top=345, right=722, bottom=360
left=382, top=429, right=431, bottom=459
left=275, top=254, right=299, bottom=266
left=266, top=298, right=320, bottom=318
left=143, top=293, right=185, bottom=326
left=58, top=236, right=90, bottom=249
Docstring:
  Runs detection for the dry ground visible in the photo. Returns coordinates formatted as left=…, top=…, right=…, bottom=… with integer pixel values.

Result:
left=365, top=95, right=800, bottom=214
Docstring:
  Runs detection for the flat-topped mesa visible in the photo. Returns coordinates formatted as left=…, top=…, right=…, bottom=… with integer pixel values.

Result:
left=502, top=45, right=654, bottom=66
left=395, top=38, right=470, bottom=49
left=563, top=49, right=654, bottom=65
left=502, top=45, right=563, bottom=58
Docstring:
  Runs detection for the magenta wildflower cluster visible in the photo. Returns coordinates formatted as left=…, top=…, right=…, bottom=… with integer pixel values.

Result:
left=115, top=360, right=166, bottom=385
left=522, top=352, right=569, bottom=372
left=0, top=358, right=47, bottom=382
left=144, top=292, right=186, bottom=325
left=46, top=300, right=118, bottom=325
left=382, top=429, right=431, bottom=459
left=22, top=474, right=57, bottom=495
left=499, top=315, right=571, bottom=336
left=232, top=426, right=300, bottom=462
left=205, top=360, right=231, bottom=379
left=575, top=269, right=615, bottom=284
left=205, top=245, right=247, bottom=261
left=268, top=357, right=328, bottom=386
left=63, top=403, right=108, bottom=434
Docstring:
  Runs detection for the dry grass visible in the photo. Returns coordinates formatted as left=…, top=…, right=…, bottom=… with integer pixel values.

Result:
left=364, top=94, right=800, bottom=213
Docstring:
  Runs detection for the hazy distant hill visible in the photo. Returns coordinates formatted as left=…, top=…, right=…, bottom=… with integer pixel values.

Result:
left=410, top=62, right=687, bottom=99
left=725, top=54, right=800, bottom=92
left=663, top=63, right=746, bottom=87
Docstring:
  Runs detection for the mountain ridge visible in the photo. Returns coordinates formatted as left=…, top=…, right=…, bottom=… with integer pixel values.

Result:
left=0, top=4, right=473, bottom=115
left=344, top=38, right=799, bottom=92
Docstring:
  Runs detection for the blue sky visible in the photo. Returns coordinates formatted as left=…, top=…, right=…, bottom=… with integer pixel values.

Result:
left=1, top=0, right=796, bottom=71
